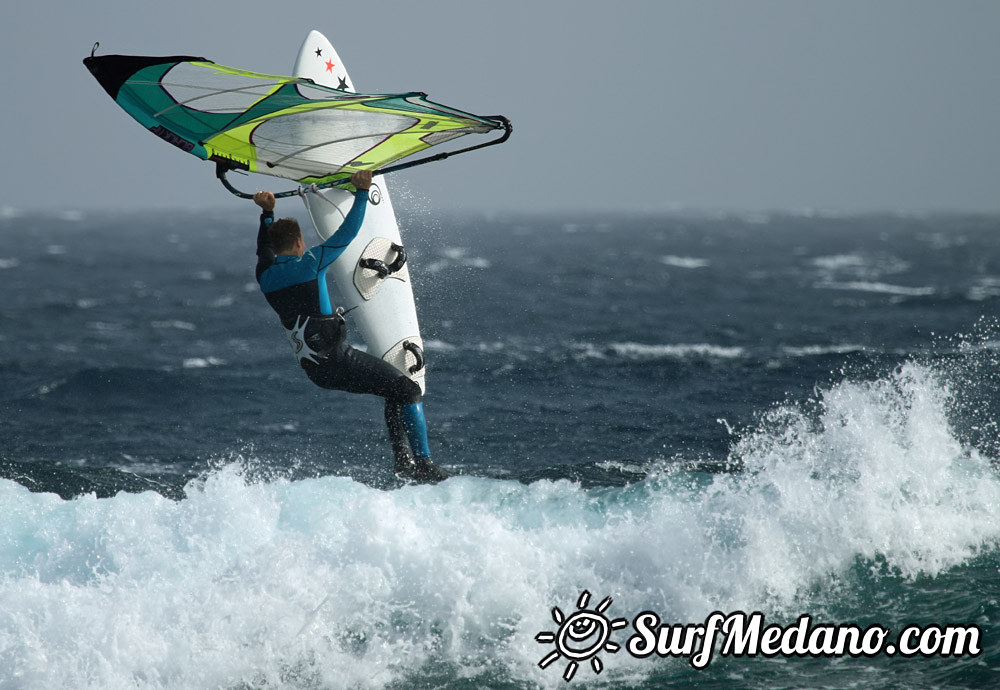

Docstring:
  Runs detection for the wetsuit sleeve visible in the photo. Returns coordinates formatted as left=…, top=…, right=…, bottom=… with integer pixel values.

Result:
left=314, top=190, right=368, bottom=271
left=255, top=211, right=275, bottom=283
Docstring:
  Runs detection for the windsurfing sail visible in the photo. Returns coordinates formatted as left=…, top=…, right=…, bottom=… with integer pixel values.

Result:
left=83, top=51, right=511, bottom=197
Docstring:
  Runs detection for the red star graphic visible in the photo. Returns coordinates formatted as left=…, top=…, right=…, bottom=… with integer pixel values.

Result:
left=324, top=59, right=335, bottom=72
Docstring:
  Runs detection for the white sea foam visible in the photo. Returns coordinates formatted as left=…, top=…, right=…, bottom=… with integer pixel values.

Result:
left=0, top=258, right=20, bottom=269
left=810, top=253, right=911, bottom=278
left=967, top=276, right=1000, bottom=301
left=151, top=320, right=197, bottom=331
left=660, top=255, right=710, bottom=269
left=782, top=344, right=866, bottom=357
left=2, top=362, right=998, bottom=688
left=816, top=280, right=936, bottom=297
left=181, top=356, right=226, bottom=368
left=811, top=253, right=866, bottom=271
left=602, top=342, right=744, bottom=360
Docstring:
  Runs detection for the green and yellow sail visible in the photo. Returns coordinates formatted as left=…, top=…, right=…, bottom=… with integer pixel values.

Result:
left=84, top=53, right=509, bottom=191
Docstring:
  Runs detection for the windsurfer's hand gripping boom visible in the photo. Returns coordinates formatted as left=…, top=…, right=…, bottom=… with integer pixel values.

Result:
left=253, top=171, right=373, bottom=213
left=253, top=191, right=275, bottom=213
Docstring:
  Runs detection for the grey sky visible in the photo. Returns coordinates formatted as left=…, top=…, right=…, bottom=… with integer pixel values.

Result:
left=2, top=0, right=999, bottom=214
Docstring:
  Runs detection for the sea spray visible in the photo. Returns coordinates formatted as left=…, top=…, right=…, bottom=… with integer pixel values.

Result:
left=703, top=362, right=1000, bottom=609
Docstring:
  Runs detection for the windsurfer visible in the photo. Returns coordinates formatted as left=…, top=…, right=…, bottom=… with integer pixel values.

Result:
left=253, top=172, right=448, bottom=483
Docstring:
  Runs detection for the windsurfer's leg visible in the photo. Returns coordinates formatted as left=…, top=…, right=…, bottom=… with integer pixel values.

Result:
left=402, top=402, right=431, bottom=460
left=384, top=399, right=414, bottom=468
left=383, top=377, right=446, bottom=480
left=381, top=376, right=446, bottom=482
left=303, top=344, right=444, bottom=479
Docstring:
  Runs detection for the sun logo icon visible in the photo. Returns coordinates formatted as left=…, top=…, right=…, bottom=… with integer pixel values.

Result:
left=535, top=590, right=629, bottom=681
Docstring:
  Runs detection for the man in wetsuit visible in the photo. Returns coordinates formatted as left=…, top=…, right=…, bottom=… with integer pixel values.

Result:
left=253, top=171, right=447, bottom=483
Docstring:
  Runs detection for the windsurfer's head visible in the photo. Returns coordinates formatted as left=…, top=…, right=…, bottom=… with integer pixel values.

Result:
left=269, top=218, right=305, bottom=256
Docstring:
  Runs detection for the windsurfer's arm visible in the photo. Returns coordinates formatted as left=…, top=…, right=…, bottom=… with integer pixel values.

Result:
left=253, top=191, right=276, bottom=282
left=316, top=171, right=372, bottom=267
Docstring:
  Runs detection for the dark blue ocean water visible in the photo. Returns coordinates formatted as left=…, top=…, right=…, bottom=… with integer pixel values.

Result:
left=1, top=204, right=999, bottom=688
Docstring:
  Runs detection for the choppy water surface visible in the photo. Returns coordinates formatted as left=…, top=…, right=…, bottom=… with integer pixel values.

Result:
left=2, top=208, right=999, bottom=688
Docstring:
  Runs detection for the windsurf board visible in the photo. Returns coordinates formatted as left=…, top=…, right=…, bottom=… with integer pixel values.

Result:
left=292, top=30, right=427, bottom=393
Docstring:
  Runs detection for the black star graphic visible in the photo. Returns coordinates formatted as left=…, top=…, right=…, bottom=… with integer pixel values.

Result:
left=315, top=48, right=322, bottom=57
left=338, top=76, right=350, bottom=90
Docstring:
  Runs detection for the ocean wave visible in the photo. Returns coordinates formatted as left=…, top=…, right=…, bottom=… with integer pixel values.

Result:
left=781, top=344, right=866, bottom=357
left=425, top=339, right=749, bottom=363
left=573, top=342, right=745, bottom=360
left=182, top=357, right=227, bottom=369
left=1, top=361, right=998, bottom=688
left=810, top=253, right=911, bottom=278
left=815, top=280, right=936, bottom=297
left=614, top=342, right=744, bottom=359
left=660, top=255, right=710, bottom=269
left=720, top=362, right=1000, bottom=591
left=151, top=320, right=197, bottom=331
left=966, top=276, right=1000, bottom=301
left=810, top=253, right=866, bottom=271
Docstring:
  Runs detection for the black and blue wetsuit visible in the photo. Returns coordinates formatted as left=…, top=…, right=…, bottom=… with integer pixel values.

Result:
left=255, top=190, right=439, bottom=477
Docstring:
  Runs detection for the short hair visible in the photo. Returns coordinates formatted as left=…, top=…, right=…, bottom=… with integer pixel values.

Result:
left=268, top=218, right=302, bottom=253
